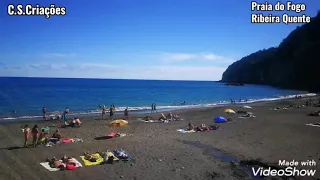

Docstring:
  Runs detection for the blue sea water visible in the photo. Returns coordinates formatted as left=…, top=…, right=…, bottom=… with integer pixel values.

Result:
left=0, top=77, right=313, bottom=120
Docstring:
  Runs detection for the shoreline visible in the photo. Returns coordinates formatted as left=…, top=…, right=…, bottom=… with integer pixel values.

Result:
left=0, top=93, right=317, bottom=123
left=1, top=93, right=318, bottom=125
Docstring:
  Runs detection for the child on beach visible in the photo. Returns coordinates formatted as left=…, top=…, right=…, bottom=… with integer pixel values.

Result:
left=23, top=125, right=31, bottom=147
left=31, top=124, right=39, bottom=148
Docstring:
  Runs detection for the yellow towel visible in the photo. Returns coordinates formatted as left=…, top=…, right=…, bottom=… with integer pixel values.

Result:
left=107, top=152, right=119, bottom=161
left=80, top=153, right=103, bottom=166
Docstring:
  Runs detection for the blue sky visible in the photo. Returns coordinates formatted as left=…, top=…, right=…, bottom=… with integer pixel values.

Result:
left=0, top=0, right=319, bottom=80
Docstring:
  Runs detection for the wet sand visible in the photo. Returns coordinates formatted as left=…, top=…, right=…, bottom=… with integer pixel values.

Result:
left=0, top=97, right=319, bottom=180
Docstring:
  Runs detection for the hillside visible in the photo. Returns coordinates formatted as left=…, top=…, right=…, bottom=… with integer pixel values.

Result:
left=221, top=12, right=320, bottom=92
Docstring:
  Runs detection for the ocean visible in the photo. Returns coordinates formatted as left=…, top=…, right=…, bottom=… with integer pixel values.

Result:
left=0, top=77, right=314, bottom=121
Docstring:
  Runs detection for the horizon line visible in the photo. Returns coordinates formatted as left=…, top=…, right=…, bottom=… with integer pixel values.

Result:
left=0, top=76, right=220, bottom=82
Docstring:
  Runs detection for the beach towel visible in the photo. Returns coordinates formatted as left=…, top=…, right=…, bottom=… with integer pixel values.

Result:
left=107, top=132, right=118, bottom=138
left=177, top=129, right=196, bottom=133
left=80, top=153, right=104, bottom=166
left=40, top=161, right=64, bottom=171
left=113, top=150, right=131, bottom=161
left=306, top=123, right=320, bottom=128
left=40, top=158, right=82, bottom=171
left=63, top=138, right=74, bottom=143
left=140, top=120, right=156, bottom=123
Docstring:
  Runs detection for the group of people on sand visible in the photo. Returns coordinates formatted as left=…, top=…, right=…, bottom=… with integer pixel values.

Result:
left=46, top=155, right=79, bottom=170
left=100, top=104, right=119, bottom=120
left=158, top=112, right=182, bottom=122
left=23, top=124, right=63, bottom=148
left=151, top=103, right=157, bottom=113
left=230, top=98, right=248, bottom=104
left=186, top=122, right=220, bottom=132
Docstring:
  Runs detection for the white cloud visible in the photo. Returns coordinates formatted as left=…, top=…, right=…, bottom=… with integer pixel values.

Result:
left=0, top=63, right=226, bottom=81
left=161, top=52, right=234, bottom=62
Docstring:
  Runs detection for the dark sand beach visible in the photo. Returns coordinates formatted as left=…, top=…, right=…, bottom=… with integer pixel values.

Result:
left=0, top=98, right=319, bottom=180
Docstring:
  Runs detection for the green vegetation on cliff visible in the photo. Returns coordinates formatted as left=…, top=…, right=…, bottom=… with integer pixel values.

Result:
left=221, top=12, right=320, bottom=92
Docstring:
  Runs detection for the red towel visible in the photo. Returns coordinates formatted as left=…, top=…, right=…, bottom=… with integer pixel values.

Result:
left=106, top=132, right=118, bottom=138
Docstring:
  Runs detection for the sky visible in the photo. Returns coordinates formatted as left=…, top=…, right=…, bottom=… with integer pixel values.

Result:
left=0, top=0, right=319, bottom=81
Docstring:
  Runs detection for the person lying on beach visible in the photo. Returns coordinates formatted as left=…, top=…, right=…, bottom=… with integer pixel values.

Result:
left=52, top=130, right=62, bottom=139
left=47, top=157, right=65, bottom=170
left=61, top=155, right=78, bottom=165
left=98, top=151, right=115, bottom=164
left=38, top=129, right=49, bottom=144
left=196, top=124, right=210, bottom=132
left=237, top=110, right=247, bottom=114
left=23, top=125, right=31, bottom=147
left=83, top=152, right=98, bottom=162
left=70, top=118, right=81, bottom=127
left=158, top=113, right=167, bottom=121
left=308, top=111, right=320, bottom=116
left=31, top=124, right=39, bottom=148
left=173, top=114, right=182, bottom=121
left=187, top=122, right=194, bottom=130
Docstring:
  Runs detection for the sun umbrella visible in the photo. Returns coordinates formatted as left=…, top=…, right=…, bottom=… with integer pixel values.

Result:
left=224, top=109, right=235, bottom=114
left=109, top=119, right=128, bottom=128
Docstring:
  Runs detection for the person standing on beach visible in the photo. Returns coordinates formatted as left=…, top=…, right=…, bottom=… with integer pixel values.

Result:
left=62, top=107, right=69, bottom=125
left=109, top=106, right=114, bottom=120
left=23, top=125, right=31, bottom=147
left=153, top=103, right=157, bottom=113
left=31, top=124, right=39, bottom=148
left=42, top=107, right=47, bottom=120
left=101, top=105, right=107, bottom=120
left=151, top=103, right=154, bottom=113
left=124, top=107, right=129, bottom=120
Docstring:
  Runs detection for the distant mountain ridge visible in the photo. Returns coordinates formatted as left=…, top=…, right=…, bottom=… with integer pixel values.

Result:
left=221, top=12, right=320, bottom=92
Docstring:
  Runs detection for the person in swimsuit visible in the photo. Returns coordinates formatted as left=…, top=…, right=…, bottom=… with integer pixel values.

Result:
left=109, top=106, right=114, bottom=120
left=52, top=129, right=62, bottom=140
left=153, top=103, right=157, bottom=113
left=151, top=103, right=154, bottom=113
left=47, top=157, right=65, bottom=170
left=23, top=125, right=31, bottom=147
left=62, top=107, right=69, bottom=124
left=31, top=124, right=39, bottom=148
left=83, top=152, right=98, bottom=162
left=102, top=106, right=107, bottom=120
left=42, top=107, right=47, bottom=120
left=124, top=107, right=129, bottom=120
left=70, top=118, right=81, bottom=127
left=38, top=129, right=49, bottom=144
left=187, top=122, right=194, bottom=131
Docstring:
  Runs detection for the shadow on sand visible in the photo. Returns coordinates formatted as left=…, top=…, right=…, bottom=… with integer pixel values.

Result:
left=94, top=136, right=112, bottom=140
left=0, top=145, right=33, bottom=150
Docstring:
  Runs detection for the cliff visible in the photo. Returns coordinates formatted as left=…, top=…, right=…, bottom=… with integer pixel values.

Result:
left=221, top=12, right=320, bottom=92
